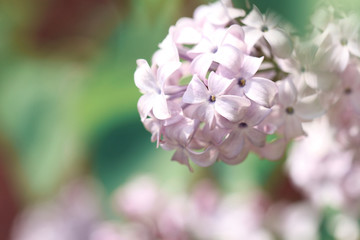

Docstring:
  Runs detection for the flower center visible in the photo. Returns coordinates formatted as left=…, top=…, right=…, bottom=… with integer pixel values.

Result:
left=209, top=95, right=216, bottom=102
left=300, top=66, right=306, bottom=73
left=344, top=87, right=352, bottom=94
left=211, top=47, right=218, bottom=53
left=261, top=25, right=269, bottom=32
left=340, top=38, right=348, bottom=46
left=238, top=78, right=246, bottom=87
left=238, top=122, right=248, bottom=128
left=285, top=106, right=294, bottom=115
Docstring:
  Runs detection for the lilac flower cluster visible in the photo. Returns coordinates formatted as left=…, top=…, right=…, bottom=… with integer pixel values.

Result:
left=135, top=0, right=360, bottom=169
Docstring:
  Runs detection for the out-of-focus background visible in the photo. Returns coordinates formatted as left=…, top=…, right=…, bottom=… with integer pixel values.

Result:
left=2, top=0, right=359, bottom=239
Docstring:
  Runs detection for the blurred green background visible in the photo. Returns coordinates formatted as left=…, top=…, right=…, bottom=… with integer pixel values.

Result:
left=3, top=0, right=356, bottom=238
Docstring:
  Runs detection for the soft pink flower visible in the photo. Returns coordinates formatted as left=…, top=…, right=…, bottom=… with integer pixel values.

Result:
left=135, top=59, right=181, bottom=120
left=273, top=78, right=324, bottom=140
left=241, top=5, right=293, bottom=58
left=219, top=102, right=271, bottom=163
left=183, top=72, right=251, bottom=129
left=218, top=54, right=278, bottom=108
left=321, top=15, right=360, bottom=71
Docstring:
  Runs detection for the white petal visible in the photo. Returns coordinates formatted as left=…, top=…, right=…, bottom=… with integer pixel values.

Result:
left=245, top=128, right=266, bottom=147
left=329, top=46, right=349, bottom=71
left=190, top=53, right=214, bottom=80
left=220, top=24, right=246, bottom=51
left=157, top=61, right=181, bottom=85
left=350, top=93, right=360, bottom=114
left=172, top=149, right=193, bottom=172
left=182, top=75, right=209, bottom=104
left=295, top=95, right=325, bottom=120
left=258, top=138, right=287, bottom=161
left=241, top=55, right=264, bottom=79
left=184, top=103, right=215, bottom=128
left=243, top=102, right=272, bottom=127
left=220, top=131, right=245, bottom=159
left=243, top=26, right=263, bottom=49
left=227, top=7, right=246, bottom=20
left=174, top=18, right=202, bottom=44
left=242, top=5, right=264, bottom=28
left=153, top=94, right=171, bottom=120
left=264, top=29, right=293, bottom=58
left=138, top=94, right=154, bottom=121
left=277, top=78, right=297, bottom=104
left=188, top=38, right=215, bottom=57
left=215, top=95, right=250, bottom=122
left=213, top=45, right=244, bottom=71
left=208, top=71, right=233, bottom=96
left=187, top=146, right=218, bottom=167
left=134, top=59, right=158, bottom=93
left=221, top=147, right=249, bottom=165
left=309, top=71, right=337, bottom=91
left=284, top=116, right=305, bottom=140
left=245, top=77, right=278, bottom=107
left=348, top=40, right=360, bottom=57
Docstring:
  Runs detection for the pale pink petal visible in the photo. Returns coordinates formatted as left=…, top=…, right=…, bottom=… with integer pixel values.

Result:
left=308, top=71, right=337, bottom=91
left=220, top=131, right=245, bottom=159
left=172, top=149, right=193, bottom=172
left=143, top=117, right=161, bottom=147
left=215, top=95, right=250, bottom=122
left=295, top=95, right=325, bottom=120
left=213, top=45, right=243, bottom=71
left=188, top=38, right=214, bottom=57
left=226, top=7, right=246, bottom=20
left=277, top=78, right=297, bottom=104
left=187, top=146, right=218, bottom=167
left=153, top=29, right=180, bottom=66
left=208, top=71, right=234, bottom=95
left=221, top=147, right=249, bottom=165
left=161, top=141, right=177, bottom=151
left=184, top=103, right=215, bottom=128
left=243, top=102, right=272, bottom=127
left=350, top=93, right=360, bottom=114
left=200, top=125, right=230, bottom=145
left=138, top=94, right=154, bottom=121
left=190, top=53, right=214, bottom=80
left=220, top=24, right=246, bottom=51
left=329, top=46, right=349, bottom=71
left=257, top=138, right=287, bottom=161
left=264, top=28, right=293, bottom=58
left=348, top=40, right=360, bottom=57
left=244, top=77, right=278, bottom=107
left=264, top=11, right=280, bottom=28
left=134, top=59, right=158, bottom=93
left=174, top=18, right=202, bottom=44
left=241, top=55, right=264, bottom=79
left=242, top=5, right=264, bottom=28
left=153, top=94, right=171, bottom=120
left=245, top=128, right=266, bottom=147
left=284, top=116, right=305, bottom=140
left=243, top=26, right=263, bottom=49
left=157, top=61, right=182, bottom=86
left=164, top=117, right=196, bottom=144
left=302, top=71, right=320, bottom=89
left=182, top=75, right=209, bottom=104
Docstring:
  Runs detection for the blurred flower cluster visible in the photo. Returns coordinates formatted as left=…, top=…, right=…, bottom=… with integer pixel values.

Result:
left=11, top=175, right=360, bottom=240
left=134, top=0, right=360, bottom=170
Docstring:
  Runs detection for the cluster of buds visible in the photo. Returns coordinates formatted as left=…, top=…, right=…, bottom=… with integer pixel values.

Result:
left=134, top=0, right=360, bottom=170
